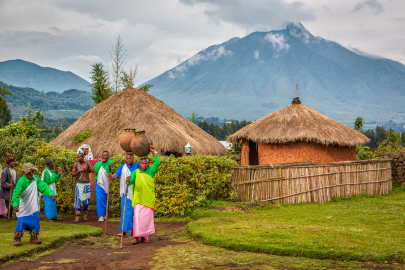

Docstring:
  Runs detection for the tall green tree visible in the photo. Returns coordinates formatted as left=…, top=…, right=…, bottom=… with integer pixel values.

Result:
left=90, top=62, right=112, bottom=104
left=0, top=86, right=12, bottom=128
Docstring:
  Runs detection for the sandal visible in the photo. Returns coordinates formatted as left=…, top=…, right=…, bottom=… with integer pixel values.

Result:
left=132, top=238, right=140, bottom=245
left=141, top=237, right=150, bottom=243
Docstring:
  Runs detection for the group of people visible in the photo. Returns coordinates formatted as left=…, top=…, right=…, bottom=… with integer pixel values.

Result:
left=1, top=144, right=160, bottom=246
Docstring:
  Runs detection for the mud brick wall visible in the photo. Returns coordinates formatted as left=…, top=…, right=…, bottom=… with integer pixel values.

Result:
left=241, top=139, right=249, bottom=166
left=258, top=142, right=356, bottom=165
left=379, top=152, right=405, bottom=185
left=241, top=140, right=356, bottom=166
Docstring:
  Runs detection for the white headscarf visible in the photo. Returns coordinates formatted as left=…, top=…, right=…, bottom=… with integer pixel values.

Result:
left=77, top=144, right=94, bottom=160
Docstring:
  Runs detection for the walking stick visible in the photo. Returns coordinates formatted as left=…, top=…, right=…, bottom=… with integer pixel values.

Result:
left=104, top=174, right=111, bottom=238
left=120, top=184, right=130, bottom=249
left=7, top=177, right=13, bottom=221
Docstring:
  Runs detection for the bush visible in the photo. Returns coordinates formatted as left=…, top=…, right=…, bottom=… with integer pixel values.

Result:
left=20, top=143, right=77, bottom=212
left=154, top=154, right=236, bottom=217
left=1, top=137, right=237, bottom=217
left=0, top=134, right=45, bottom=166
left=107, top=154, right=237, bottom=218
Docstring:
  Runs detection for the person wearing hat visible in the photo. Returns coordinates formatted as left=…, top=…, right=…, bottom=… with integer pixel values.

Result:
left=0, top=155, right=19, bottom=220
left=11, top=163, right=56, bottom=246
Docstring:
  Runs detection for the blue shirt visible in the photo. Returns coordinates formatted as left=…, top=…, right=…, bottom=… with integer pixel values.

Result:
left=114, top=162, right=140, bottom=177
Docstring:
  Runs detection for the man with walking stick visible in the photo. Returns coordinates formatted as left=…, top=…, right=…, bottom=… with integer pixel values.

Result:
left=93, top=151, right=112, bottom=223
left=108, top=154, right=140, bottom=236
left=126, top=145, right=160, bottom=244
left=0, top=156, right=18, bottom=221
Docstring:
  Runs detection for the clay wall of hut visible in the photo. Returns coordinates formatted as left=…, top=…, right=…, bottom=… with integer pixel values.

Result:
left=241, top=139, right=356, bottom=166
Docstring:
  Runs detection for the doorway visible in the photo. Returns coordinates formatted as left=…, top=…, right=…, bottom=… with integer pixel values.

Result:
left=248, top=140, right=259, bottom=165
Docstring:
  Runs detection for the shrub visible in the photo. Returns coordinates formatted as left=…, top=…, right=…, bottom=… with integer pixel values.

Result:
left=107, top=154, right=237, bottom=218
left=154, top=154, right=236, bottom=217
left=21, top=143, right=77, bottom=212
left=0, top=134, right=45, bottom=166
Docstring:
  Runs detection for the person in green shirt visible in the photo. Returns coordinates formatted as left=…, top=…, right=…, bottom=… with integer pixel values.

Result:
left=12, top=163, right=56, bottom=246
left=41, top=159, right=64, bottom=222
left=126, top=145, right=160, bottom=244
left=93, top=151, right=112, bottom=222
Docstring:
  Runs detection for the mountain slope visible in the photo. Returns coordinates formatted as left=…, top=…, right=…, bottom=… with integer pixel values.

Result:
left=141, top=23, right=405, bottom=125
left=0, top=59, right=90, bottom=92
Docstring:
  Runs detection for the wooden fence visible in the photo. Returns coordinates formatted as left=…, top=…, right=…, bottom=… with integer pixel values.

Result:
left=229, top=159, right=393, bottom=203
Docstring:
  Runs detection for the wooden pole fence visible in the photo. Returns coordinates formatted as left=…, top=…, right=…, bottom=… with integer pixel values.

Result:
left=229, top=159, right=393, bottom=203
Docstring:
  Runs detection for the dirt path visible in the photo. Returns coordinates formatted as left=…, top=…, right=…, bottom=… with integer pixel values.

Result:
left=2, top=209, right=187, bottom=270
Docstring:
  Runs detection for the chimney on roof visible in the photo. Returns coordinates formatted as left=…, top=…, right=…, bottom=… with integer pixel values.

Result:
left=292, top=83, right=301, bottom=104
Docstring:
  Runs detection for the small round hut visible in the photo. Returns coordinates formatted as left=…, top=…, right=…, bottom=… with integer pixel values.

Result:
left=52, top=88, right=228, bottom=157
left=227, top=100, right=369, bottom=166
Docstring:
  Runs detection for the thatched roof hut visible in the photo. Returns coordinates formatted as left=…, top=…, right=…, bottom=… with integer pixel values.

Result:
left=227, top=102, right=369, bottom=166
left=52, top=88, right=228, bottom=158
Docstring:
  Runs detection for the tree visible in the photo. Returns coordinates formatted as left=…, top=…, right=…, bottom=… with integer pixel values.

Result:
left=90, top=62, right=112, bottom=104
left=0, top=86, right=12, bottom=128
left=354, top=117, right=364, bottom=132
left=376, top=130, right=404, bottom=154
left=139, top=84, right=153, bottom=93
left=110, top=35, right=127, bottom=94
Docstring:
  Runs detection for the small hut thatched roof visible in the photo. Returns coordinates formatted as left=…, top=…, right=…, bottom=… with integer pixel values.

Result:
left=227, top=103, right=369, bottom=147
left=52, top=88, right=227, bottom=158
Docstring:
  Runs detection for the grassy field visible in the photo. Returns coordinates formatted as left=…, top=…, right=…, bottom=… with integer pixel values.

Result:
left=0, top=219, right=102, bottom=263
left=188, top=186, right=405, bottom=263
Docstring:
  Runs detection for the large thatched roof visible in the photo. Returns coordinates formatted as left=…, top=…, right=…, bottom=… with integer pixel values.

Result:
left=52, top=88, right=227, bottom=158
left=227, top=103, right=369, bottom=147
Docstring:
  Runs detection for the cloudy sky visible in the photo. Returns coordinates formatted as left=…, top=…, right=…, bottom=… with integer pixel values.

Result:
left=1, top=0, right=404, bottom=84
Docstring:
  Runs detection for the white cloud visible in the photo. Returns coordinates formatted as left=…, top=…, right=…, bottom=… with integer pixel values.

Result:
left=180, top=0, right=315, bottom=31
left=253, top=50, right=259, bottom=59
left=264, top=33, right=289, bottom=52
left=288, top=22, right=311, bottom=43
left=168, top=45, right=232, bottom=78
left=352, top=0, right=384, bottom=15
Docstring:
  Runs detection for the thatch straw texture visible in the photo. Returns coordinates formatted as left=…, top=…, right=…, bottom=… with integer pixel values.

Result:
left=227, top=103, right=369, bottom=147
left=52, top=88, right=228, bottom=158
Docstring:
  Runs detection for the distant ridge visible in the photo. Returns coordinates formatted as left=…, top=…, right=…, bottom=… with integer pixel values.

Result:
left=0, top=59, right=90, bottom=92
left=140, top=22, right=405, bottom=126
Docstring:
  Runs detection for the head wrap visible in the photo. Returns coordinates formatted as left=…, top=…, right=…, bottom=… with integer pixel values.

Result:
left=77, top=144, right=94, bottom=160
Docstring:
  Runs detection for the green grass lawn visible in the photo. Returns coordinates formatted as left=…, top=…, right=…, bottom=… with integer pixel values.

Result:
left=188, top=187, right=405, bottom=263
left=0, top=219, right=102, bottom=263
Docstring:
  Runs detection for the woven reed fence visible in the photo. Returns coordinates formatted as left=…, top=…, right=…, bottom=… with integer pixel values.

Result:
left=229, top=159, right=393, bottom=203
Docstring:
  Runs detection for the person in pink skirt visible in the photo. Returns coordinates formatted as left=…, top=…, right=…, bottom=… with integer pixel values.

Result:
left=126, top=145, right=160, bottom=244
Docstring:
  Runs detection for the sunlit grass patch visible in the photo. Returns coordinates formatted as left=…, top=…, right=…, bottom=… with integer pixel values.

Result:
left=188, top=187, right=405, bottom=262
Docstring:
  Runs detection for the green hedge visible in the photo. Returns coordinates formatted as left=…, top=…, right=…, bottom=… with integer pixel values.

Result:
left=0, top=137, right=236, bottom=217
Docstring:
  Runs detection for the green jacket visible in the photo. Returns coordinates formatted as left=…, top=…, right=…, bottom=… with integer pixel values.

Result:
left=11, top=175, right=55, bottom=207
left=42, top=167, right=61, bottom=186
left=129, top=156, right=160, bottom=208
left=94, top=159, right=112, bottom=180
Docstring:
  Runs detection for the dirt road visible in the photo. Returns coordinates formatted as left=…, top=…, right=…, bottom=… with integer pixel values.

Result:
left=2, top=209, right=187, bottom=270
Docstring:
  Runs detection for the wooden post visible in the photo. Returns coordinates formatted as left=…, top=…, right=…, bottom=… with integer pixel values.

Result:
left=130, top=67, right=133, bottom=89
